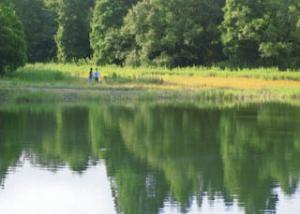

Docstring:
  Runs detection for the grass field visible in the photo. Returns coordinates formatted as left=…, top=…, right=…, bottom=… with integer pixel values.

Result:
left=6, top=63, right=300, bottom=81
left=1, top=63, right=300, bottom=103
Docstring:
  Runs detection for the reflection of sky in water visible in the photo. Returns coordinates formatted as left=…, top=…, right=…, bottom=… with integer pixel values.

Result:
left=0, top=161, right=116, bottom=214
left=276, top=187, right=300, bottom=214
left=1, top=161, right=300, bottom=214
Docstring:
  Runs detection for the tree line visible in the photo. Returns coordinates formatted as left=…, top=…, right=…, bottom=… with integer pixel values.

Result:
left=1, top=0, right=299, bottom=73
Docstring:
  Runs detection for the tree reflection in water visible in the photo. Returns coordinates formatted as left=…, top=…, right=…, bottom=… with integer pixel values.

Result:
left=0, top=103, right=300, bottom=213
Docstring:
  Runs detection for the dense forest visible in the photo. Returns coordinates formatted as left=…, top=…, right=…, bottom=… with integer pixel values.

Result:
left=0, top=0, right=299, bottom=73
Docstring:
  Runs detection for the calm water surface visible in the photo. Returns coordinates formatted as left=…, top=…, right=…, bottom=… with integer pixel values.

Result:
left=0, top=103, right=300, bottom=214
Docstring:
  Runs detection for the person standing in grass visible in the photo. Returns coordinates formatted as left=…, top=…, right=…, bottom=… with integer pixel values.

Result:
left=89, top=68, right=93, bottom=82
left=94, top=68, right=100, bottom=82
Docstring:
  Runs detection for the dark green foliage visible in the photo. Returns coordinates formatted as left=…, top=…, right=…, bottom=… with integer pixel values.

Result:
left=260, top=0, right=300, bottom=69
left=221, top=0, right=300, bottom=68
left=55, top=0, right=94, bottom=62
left=1, top=0, right=299, bottom=69
left=43, top=0, right=60, bottom=12
left=90, top=0, right=138, bottom=65
left=0, top=2, right=26, bottom=74
left=11, top=0, right=57, bottom=62
left=220, top=0, right=266, bottom=66
left=122, top=0, right=225, bottom=67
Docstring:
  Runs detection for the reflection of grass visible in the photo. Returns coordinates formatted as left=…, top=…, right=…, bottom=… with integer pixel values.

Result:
left=0, top=86, right=299, bottom=105
left=1, top=63, right=300, bottom=103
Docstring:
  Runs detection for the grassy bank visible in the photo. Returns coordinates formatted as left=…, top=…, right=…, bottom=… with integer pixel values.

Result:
left=5, top=63, right=300, bottom=81
left=1, top=63, right=300, bottom=103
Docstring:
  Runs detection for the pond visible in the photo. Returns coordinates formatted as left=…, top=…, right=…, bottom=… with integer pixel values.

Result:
left=0, top=102, right=300, bottom=214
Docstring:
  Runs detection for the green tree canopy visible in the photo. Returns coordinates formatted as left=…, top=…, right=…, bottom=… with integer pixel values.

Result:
left=11, top=0, right=57, bottom=62
left=55, top=0, right=94, bottom=62
left=122, top=0, right=225, bottom=67
left=0, top=2, right=26, bottom=74
left=221, top=0, right=300, bottom=68
left=90, top=0, right=138, bottom=65
left=1, top=0, right=299, bottom=68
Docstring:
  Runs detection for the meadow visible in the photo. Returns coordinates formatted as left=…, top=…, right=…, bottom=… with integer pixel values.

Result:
left=1, top=63, right=300, bottom=103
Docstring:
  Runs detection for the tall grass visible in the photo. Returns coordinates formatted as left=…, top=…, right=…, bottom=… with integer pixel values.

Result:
left=1, top=63, right=300, bottom=98
left=15, top=63, right=300, bottom=81
left=2, top=66, right=75, bottom=84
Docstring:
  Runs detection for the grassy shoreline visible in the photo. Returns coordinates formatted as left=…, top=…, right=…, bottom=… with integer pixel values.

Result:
left=1, top=63, right=300, bottom=104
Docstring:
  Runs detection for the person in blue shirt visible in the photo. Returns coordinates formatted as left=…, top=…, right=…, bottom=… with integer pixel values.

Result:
left=94, top=68, right=100, bottom=82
